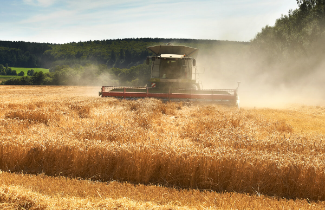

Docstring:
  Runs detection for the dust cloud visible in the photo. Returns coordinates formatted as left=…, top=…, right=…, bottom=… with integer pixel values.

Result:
left=58, top=64, right=119, bottom=97
left=196, top=42, right=325, bottom=108
left=63, top=65, right=118, bottom=86
left=82, top=72, right=118, bottom=97
left=61, top=42, right=325, bottom=108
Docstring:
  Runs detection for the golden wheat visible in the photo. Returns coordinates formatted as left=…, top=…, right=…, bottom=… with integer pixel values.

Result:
left=0, top=171, right=324, bottom=209
left=0, top=86, right=325, bottom=208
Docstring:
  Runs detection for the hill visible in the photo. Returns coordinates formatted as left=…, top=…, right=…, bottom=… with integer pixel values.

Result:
left=0, top=39, right=248, bottom=86
left=0, top=38, right=247, bottom=70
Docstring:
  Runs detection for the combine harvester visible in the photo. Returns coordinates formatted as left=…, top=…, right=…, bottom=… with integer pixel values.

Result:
left=99, top=44, right=240, bottom=107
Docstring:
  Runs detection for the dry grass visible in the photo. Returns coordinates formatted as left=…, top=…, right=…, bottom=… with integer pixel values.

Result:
left=0, top=85, right=325, bottom=209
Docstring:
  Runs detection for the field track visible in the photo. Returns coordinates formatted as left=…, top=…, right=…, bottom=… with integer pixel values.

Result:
left=0, top=85, right=325, bottom=209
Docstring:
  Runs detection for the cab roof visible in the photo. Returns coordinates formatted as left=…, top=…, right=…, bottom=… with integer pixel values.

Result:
left=160, top=54, right=185, bottom=59
left=148, top=45, right=198, bottom=58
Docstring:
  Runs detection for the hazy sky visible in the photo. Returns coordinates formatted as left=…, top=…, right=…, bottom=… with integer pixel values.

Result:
left=1, top=0, right=298, bottom=44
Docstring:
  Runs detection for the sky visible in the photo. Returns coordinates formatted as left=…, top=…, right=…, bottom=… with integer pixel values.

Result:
left=0, top=0, right=299, bottom=44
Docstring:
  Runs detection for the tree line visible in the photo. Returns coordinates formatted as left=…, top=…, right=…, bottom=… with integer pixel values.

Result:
left=251, top=0, right=325, bottom=84
left=0, top=38, right=237, bottom=70
left=0, top=64, right=25, bottom=76
left=1, top=62, right=151, bottom=86
left=252, top=0, right=325, bottom=58
left=0, top=38, right=244, bottom=86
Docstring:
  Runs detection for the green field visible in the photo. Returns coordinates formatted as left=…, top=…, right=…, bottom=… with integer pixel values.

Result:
left=11, top=67, right=49, bottom=75
left=0, top=67, right=49, bottom=84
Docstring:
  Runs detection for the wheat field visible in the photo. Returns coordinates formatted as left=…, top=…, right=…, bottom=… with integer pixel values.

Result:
left=0, top=85, right=325, bottom=209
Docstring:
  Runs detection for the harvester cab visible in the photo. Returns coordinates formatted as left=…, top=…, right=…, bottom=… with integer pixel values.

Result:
left=99, top=44, right=240, bottom=107
left=146, top=45, right=200, bottom=90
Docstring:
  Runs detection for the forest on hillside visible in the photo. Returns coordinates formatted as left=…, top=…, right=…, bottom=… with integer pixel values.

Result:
left=0, top=38, right=242, bottom=69
left=250, top=0, right=325, bottom=85
left=0, top=38, right=246, bottom=86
